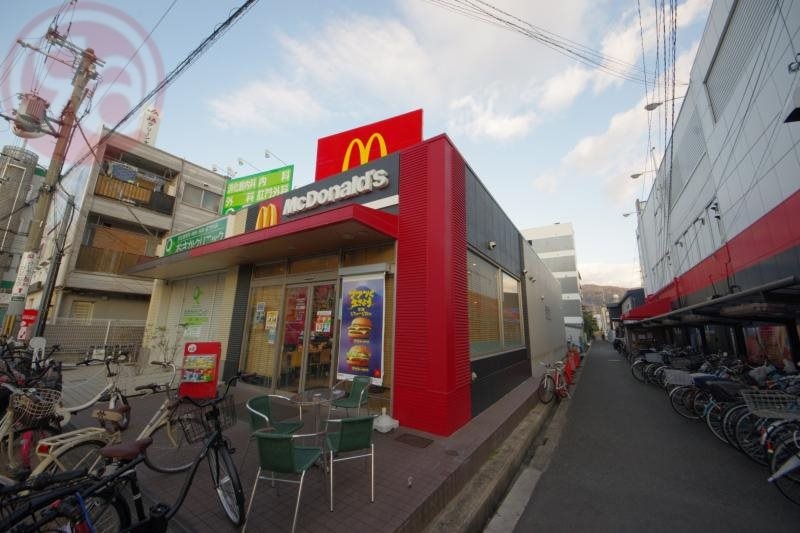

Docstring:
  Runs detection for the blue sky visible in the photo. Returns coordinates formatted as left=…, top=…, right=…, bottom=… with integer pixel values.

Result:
left=0, top=0, right=712, bottom=288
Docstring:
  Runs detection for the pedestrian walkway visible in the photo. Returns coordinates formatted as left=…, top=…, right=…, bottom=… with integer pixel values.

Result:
left=512, top=341, right=799, bottom=532
left=66, top=368, right=542, bottom=532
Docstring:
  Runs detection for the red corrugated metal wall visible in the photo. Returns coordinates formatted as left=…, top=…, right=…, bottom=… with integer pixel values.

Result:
left=393, top=136, right=471, bottom=436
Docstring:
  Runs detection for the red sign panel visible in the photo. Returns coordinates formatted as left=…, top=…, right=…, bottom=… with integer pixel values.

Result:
left=315, top=109, right=423, bottom=181
left=17, top=309, right=38, bottom=341
left=178, top=341, right=221, bottom=399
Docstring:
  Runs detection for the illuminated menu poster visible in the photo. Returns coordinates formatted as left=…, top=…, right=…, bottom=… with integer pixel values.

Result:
left=337, top=275, right=385, bottom=385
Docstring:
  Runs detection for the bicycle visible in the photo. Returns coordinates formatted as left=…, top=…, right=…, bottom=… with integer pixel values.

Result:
left=1, top=372, right=246, bottom=532
left=32, top=360, right=204, bottom=477
left=537, top=360, right=570, bottom=403
left=0, top=383, right=63, bottom=478
left=56, top=352, right=131, bottom=430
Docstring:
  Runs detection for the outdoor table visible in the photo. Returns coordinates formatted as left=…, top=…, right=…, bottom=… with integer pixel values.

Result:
left=291, top=388, right=346, bottom=433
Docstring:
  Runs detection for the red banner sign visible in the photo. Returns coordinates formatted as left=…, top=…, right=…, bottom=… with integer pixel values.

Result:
left=314, top=109, right=422, bottom=181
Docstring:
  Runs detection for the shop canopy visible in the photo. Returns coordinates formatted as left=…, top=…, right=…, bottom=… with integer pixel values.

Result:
left=128, top=204, right=398, bottom=280
left=628, top=276, right=800, bottom=328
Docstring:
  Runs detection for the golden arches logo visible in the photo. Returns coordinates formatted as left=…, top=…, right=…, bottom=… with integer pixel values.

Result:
left=255, top=203, right=279, bottom=230
left=341, top=133, right=387, bottom=172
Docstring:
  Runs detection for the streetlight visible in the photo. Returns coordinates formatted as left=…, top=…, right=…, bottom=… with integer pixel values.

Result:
left=264, top=149, right=288, bottom=167
left=211, top=164, right=236, bottom=178
left=630, top=170, right=656, bottom=179
left=644, top=94, right=686, bottom=111
left=237, top=157, right=260, bottom=172
left=622, top=212, right=636, bottom=217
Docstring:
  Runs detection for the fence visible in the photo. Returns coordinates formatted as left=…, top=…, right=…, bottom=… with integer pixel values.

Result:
left=42, top=317, right=146, bottom=363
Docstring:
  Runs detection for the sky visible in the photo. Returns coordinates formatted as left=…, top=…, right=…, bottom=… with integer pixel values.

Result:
left=0, top=0, right=713, bottom=289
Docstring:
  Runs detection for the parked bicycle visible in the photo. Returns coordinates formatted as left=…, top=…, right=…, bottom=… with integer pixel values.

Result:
left=538, top=360, right=570, bottom=403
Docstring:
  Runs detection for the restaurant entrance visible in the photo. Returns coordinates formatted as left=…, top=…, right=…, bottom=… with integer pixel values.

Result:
left=279, top=282, right=338, bottom=393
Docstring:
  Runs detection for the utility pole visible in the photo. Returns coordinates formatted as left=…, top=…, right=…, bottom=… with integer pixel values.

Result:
left=5, top=29, right=101, bottom=337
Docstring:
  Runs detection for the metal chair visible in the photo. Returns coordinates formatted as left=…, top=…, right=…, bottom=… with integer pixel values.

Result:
left=330, top=376, right=370, bottom=417
left=325, top=415, right=375, bottom=511
left=246, top=394, right=303, bottom=435
left=243, top=432, right=323, bottom=533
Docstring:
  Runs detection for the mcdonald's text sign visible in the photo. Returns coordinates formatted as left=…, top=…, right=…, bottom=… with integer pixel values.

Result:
left=315, top=109, right=422, bottom=181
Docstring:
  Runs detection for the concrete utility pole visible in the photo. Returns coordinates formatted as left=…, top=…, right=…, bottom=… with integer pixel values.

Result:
left=5, top=31, right=101, bottom=336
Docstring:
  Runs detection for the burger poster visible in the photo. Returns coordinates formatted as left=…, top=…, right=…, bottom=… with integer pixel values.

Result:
left=337, top=275, right=385, bottom=385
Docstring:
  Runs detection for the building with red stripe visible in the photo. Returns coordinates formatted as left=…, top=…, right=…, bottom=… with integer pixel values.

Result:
left=624, top=1, right=800, bottom=363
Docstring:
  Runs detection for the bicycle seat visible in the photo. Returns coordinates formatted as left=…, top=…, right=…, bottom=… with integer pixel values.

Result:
left=707, top=381, right=747, bottom=402
left=100, top=437, right=153, bottom=461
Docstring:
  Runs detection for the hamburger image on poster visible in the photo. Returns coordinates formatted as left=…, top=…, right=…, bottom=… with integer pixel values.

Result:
left=348, top=317, right=372, bottom=340
left=346, top=344, right=371, bottom=373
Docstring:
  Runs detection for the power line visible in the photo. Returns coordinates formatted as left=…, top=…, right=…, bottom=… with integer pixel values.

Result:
left=62, top=0, right=259, bottom=178
left=422, top=0, right=656, bottom=85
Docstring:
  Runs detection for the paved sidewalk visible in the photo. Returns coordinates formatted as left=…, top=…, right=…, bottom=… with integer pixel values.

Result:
left=65, top=366, right=544, bottom=532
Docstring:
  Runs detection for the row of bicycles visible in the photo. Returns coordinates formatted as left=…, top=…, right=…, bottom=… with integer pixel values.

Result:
left=0, top=335, right=246, bottom=532
left=618, top=341, right=800, bottom=506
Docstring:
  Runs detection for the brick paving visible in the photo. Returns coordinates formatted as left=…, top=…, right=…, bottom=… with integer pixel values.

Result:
left=64, top=374, right=538, bottom=532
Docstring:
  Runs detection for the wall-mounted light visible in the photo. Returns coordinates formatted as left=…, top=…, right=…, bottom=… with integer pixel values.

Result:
left=487, top=241, right=497, bottom=250
left=522, top=269, right=528, bottom=274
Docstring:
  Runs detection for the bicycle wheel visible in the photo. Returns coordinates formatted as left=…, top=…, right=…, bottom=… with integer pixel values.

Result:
left=734, top=413, right=768, bottom=465
left=691, top=390, right=712, bottom=418
left=630, top=361, right=647, bottom=383
left=704, top=402, right=729, bottom=444
left=537, top=375, right=555, bottom=404
left=722, top=404, right=749, bottom=450
left=36, top=491, right=130, bottom=533
left=45, top=439, right=107, bottom=475
left=669, top=386, right=700, bottom=420
left=144, top=419, right=203, bottom=473
left=770, top=435, right=800, bottom=506
left=208, top=446, right=244, bottom=526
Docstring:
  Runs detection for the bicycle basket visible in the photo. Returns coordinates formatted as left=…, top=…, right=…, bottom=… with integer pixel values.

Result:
left=663, top=369, right=693, bottom=386
left=12, top=388, right=62, bottom=426
left=739, top=390, right=800, bottom=420
left=178, top=394, right=237, bottom=444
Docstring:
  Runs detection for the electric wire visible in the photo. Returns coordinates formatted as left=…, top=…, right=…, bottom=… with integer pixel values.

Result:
left=92, top=0, right=178, bottom=112
left=422, top=0, right=655, bottom=84
left=62, top=0, right=259, bottom=178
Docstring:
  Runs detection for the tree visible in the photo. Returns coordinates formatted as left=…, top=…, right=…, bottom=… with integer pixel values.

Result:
left=582, top=306, right=598, bottom=339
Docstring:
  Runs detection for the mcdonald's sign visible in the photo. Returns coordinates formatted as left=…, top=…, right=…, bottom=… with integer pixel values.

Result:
left=255, top=201, right=280, bottom=230
left=315, top=109, right=422, bottom=181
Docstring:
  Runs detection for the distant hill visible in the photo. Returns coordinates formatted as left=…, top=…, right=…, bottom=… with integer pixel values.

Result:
left=581, top=284, right=631, bottom=309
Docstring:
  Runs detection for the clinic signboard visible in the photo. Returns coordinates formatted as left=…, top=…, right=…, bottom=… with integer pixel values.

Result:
left=221, top=165, right=293, bottom=215
left=164, top=217, right=227, bottom=256
left=337, top=274, right=385, bottom=385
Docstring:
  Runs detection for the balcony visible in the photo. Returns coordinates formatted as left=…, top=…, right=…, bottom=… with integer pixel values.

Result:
left=94, top=174, right=175, bottom=215
left=75, top=245, right=154, bottom=275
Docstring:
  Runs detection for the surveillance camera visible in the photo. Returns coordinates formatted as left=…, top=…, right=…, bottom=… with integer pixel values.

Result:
left=488, top=241, right=497, bottom=250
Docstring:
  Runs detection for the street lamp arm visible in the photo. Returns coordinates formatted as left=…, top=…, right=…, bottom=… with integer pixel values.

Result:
left=644, top=94, right=686, bottom=111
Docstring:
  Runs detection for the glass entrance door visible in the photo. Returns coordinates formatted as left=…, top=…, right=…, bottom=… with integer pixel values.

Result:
left=278, top=283, right=337, bottom=393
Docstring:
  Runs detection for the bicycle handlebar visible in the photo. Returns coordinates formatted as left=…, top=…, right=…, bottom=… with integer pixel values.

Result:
left=180, top=372, right=242, bottom=409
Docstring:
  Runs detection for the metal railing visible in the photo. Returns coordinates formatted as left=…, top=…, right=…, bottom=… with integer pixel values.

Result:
left=75, top=245, right=154, bottom=275
left=94, top=174, right=175, bottom=215
left=42, top=317, right=146, bottom=363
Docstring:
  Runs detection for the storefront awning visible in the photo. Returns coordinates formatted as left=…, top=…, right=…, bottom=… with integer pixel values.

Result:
left=128, top=204, right=398, bottom=280
left=630, top=276, right=800, bottom=327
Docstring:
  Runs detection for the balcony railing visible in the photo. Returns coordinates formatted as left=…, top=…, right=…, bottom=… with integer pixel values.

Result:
left=94, top=174, right=175, bottom=215
left=75, top=245, right=154, bottom=275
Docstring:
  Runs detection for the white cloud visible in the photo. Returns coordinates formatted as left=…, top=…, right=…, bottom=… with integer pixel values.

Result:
left=535, top=66, right=594, bottom=112
left=580, top=261, right=641, bottom=287
left=448, top=92, right=537, bottom=141
left=532, top=173, right=558, bottom=193
left=208, top=82, right=323, bottom=130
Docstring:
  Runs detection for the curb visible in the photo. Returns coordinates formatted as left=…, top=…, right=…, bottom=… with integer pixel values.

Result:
left=421, top=399, right=554, bottom=533
left=423, top=357, right=586, bottom=533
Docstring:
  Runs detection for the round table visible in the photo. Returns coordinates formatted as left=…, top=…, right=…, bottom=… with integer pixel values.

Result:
left=290, top=388, right=346, bottom=432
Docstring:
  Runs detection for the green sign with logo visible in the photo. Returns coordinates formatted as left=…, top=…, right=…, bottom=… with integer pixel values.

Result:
left=221, top=165, right=293, bottom=215
left=164, top=218, right=227, bottom=256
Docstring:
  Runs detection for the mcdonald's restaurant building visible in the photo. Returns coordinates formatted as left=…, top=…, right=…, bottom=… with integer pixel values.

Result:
left=132, top=113, right=565, bottom=436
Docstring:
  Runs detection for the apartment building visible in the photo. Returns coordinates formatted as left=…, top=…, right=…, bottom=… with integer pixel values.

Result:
left=24, top=128, right=228, bottom=321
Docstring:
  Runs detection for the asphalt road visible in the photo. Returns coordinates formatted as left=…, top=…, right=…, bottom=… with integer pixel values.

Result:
left=513, top=341, right=800, bottom=533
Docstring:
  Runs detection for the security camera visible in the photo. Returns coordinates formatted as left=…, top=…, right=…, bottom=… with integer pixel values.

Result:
left=488, top=241, right=497, bottom=250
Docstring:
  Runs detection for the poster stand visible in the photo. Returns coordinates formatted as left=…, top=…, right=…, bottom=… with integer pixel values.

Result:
left=178, top=341, right=221, bottom=399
